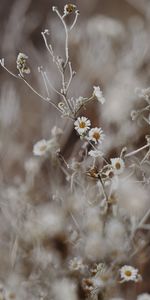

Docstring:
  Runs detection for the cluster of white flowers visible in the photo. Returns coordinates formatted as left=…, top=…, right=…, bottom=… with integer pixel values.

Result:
left=74, top=116, right=105, bottom=157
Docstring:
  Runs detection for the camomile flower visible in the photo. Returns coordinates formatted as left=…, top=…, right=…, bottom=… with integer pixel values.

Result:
left=119, top=265, right=140, bottom=282
left=93, top=86, right=105, bottom=104
left=33, top=139, right=49, bottom=156
left=110, top=157, right=125, bottom=175
left=137, top=294, right=150, bottom=300
left=88, top=127, right=105, bottom=144
left=74, top=116, right=91, bottom=135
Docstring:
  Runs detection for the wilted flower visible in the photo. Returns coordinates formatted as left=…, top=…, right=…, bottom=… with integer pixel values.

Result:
left=119, top=265, right=140, bottom=282
left=110, top=158, right=125, bottom=175
left=88, top=127, right=105, bottom=144
left=64, top=3, right=76, bottom=15
left=93, top=86, right=105, bottom=104
left=74, top=116, right=91, bottom=135
left=137, top=294, right=150, bottom=300
left=16, top=53, right=30, bottom=77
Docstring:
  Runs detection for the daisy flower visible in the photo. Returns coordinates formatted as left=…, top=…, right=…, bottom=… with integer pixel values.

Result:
left=93, top=86, right=105, bottom=104
left=110, top=157, right=125, bottom=175
left=137, top=294, right=150, bottom=300
left=119, top=265, right=139, bottom=282
left=74, top=116, right=91, bottom=135
left=33, top=139, right=49, bottom=156
left=88, top=127, right=105, bottom=144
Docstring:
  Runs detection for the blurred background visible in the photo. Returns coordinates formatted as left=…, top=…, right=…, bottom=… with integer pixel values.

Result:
left=0, top=0, right=150, bottom=297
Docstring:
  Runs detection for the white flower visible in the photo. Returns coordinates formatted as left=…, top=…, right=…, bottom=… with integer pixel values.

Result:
left=16, top=53, right=30, bottom=77
left=137, top=294, right=150, bottom=300
left=74, top=116, right=91, bottom=135
left=93, top=86, right=105, bottom=104
left=88, top=149, right=103, bottom=157
left=110, top=157, right=125, bottom=175
left=33, top=139, right=49, bottom=156
left=120, top=265, right=139, bottom=282
left=88, top=127, right=105, bottom=144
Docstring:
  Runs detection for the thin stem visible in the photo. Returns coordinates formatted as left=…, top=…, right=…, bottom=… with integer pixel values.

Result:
left=70, top=11, right=79, bottom=31
left=0, top=62, right=19, bottom=79
left=138, top=208, right=150, bottom=228
left=39, top=68, right=50, bottom=98
left=125, top=143, right=149, bottom=158
left=140, top=149, right=150, bottom=165
left=75, top=95, right=95, bottom=116
left=98, top=175, right=109, bottom=202
left=41, top=32, right=53, bottom=57
left=43, top=71, right=63, bottom=97
left=21, top=77, right=60, bottom=111
left=66, top=61, right=73, bottom=92
left=55, top=9, right=69, bottom=68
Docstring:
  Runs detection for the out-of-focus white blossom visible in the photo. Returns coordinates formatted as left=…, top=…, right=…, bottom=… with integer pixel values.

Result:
left=93, top=86, right=105, bottom=104
left=33, top=136, right=60, bottom=157
left=137, top=294, right=150, bottom=300
left=110, top=158, right=125, bottom=175
left=74, top=116, right=91, bottom=135
left=88, top=127, right=105, bottom=144
left=33, top=139, right=50, bottom=156
left=52, top=278, right=77, bottom=300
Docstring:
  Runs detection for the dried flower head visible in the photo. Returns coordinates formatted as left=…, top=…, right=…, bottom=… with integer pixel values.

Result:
left=74, top=116, right=91, bottom=135
left=64, top=3, right=76, bottom=15
left=33, top=139, right=49, bottom=156
left=88, top=127, right=105, bottom=144
left=16, top=53, right=30, bottom=77
left=110, top=158, right=125, bottom=175
left=93, top=86, right=105, bottom=104
left=120, top=265, right=140, bottom=282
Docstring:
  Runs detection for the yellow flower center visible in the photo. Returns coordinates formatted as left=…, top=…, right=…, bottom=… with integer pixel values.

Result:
left=93, top=132, right=100, bottom=141
left=40, top=145, right=47, bottom=152
left=79, top=121, right=86, bottom=128
left=115, top=162, right=121, bottom=169
left=125, top=270, right=132, bottom=277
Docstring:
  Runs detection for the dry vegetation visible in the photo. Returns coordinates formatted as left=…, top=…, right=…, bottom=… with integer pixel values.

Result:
left=0, top=1, right=150, bottom=300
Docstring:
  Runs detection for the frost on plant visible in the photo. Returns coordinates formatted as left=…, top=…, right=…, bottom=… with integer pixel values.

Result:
left=0, top=2, right=150, bottom=300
